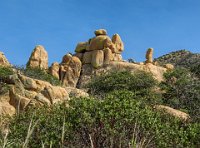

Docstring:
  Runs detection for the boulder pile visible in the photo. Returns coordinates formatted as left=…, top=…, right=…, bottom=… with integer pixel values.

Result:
left=74, top=29, right=124, bottom=68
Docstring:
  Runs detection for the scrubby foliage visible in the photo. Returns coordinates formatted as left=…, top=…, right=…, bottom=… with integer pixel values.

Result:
left=1, top=70, right=200, bottom=147
left=0, top=66, right=14, bottom=78
left=160, top=68, right=200, bottom=121
left=4, top=94, right=200, bottom=147
left=190, top=64, right=200, bottom=78
left=16, top=66, right=60, bottom=86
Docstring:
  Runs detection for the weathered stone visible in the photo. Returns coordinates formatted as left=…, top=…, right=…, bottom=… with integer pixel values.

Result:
left=104, top=48, right=113, bottom=64
left=27, top=45, right=48, bottom=69
left=0, top=52, right=10, bottom=67
left=145, top=48, right=153, bottom=64
left=0, top=101, right=15, bottom=116
left=104, top=38, right=116, bottom=53
left=74, top=53, right=83, bottom=61
left=61, top=53, right=72, bottom=64
left=82, top=51, right=92, bottom=64
left=112, top=34, right=124, bottom=53
left=66, top=87, right=89, bottom=98
left=60, top=56, right=82, bottom=87
left=91, top=50, right=104, bottom=68
left=154, top=105, right=190, bottom=121
left=94, top=29, right=107, bottom=36
left=34, top=93, right=51, bottom=106
left=164, top=63, right=174, bottom=71
left=113, top=53, right=123, bottom=61
left=49, top=62, right=60, bottom=79
left=88, top=36, right=111, bottom=51
left=75, top=42, right=87, bottom=53
left=9, top=87, right=31, bottom=110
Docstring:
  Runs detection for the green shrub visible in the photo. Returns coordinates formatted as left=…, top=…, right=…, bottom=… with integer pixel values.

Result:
left=5, top=93, right=200, bottom=147
left=16, top=66, right=60, bottom=86
left=0, top=66, right=14, bottom=78
left=190, top=64, right=200, bottom=78
left=160, top=68, right=200, bottom=121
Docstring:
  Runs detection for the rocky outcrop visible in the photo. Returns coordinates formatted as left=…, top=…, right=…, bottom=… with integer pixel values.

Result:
left=154, top=49, right=200, bottom=69
left=0, top=73, right=89, bottom=116
left=27, top=45, right=48, bottom=70
left=0, top=52, right=10, bottom=67
left=74, top=29, right=124, bottom=68
left=154, top=105, right=190, bottom=121
left=77, top=61, right=167, bottom=88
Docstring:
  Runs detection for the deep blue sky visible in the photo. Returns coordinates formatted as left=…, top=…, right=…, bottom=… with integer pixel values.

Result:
left=0, top=0, right=200, bottom=66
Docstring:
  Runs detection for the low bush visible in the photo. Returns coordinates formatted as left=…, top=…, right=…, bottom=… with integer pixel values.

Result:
left=87, top=70, right=160, bottom=103
left=160, top=68, right=200, bottom=121
left=0, top=66, right=14, bottom=78
left=4, top=93, right=200, bottom=147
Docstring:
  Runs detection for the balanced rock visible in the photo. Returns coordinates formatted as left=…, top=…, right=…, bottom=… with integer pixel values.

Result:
left=112, top=34, right=124, bottom=53
left=62, top=53, right=72, bottom=64
left=145, top=48, right=153, bottom=64
left=94, top=29, right=107, bottom=36
left=0, top=52, right=10, bottom=67
left=75, top=42, right=87, bottom=53
left=27, top=45, right=48, bottom=70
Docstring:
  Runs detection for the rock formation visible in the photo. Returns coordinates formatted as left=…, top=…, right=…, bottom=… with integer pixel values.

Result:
left=0, top=52, right=10, bottom=67
left=0, top=73, right=88, bottom=116
left=154, top=105, right=190, bottom=121
left=27, top=45, right=48, bottom=70
left=74, top=29, right=124, bottom=68
left=145, top=48, right=154, bottom=64
left=49, top=54, right=82, bottom=87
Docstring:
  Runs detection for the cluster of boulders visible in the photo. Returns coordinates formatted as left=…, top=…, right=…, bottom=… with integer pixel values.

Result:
left=1, top=28, right=191, bottom=122
left=74, top=29, right=124, bottom=68
left=26, top=45, right=82, bottom=87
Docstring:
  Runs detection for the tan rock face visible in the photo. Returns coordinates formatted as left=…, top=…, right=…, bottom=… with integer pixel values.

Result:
left=0, top=52, right=10, bottom=67
left=27, top=45, right=48, bottom=70
left=145, top=48, right=153, bottom=64
left=154, top=105, right=190, bottom=121
left=59, top=55, right=82, bottom=87
left=112, top=34, right=124, bottom=53
left=49, top=62, right=60, bottom=79
left=91, top=50, right=104, bottom=68
left=94, top=29, right=107, bottom=36
left=82, top=51, right=92, bottom=64
left=74, top=53, right=83, bottom=61
left=104, top=48, right=113, bottom=65
left=62, top=53, right=72, bottom=64
left=75, top=42, right=87, bottom=53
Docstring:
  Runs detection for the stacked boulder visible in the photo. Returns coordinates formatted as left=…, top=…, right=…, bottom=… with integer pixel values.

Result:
left=50, top=54, right=82, bottom=87
left=74, top=29, right=124, bottom=68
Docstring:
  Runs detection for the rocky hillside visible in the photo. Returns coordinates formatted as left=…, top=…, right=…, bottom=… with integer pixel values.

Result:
left=154, top=49, right=200, bottom=68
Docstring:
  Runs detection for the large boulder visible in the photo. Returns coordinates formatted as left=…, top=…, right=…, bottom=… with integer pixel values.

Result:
left=0, top=52, right=10, bottom=67
left=75, top=42, right=87, bottom=53
left=154, top=105, right=190, bottom=121
left=82, top=51, right=92, bottom=64
left=94, top=29, right=107, bottom=36
left=91, top=50, right=104, bottom=68
left=104, top=48, right=113, bottom=65
left=88, top=36, right=111, bottom=51
left=27, top=45, right=48, bottom=70
left=49, top=62, right=60, bottom=79
left=112, top=34, right=124, bottom=53
left=60, top=56, right=82, bottom=87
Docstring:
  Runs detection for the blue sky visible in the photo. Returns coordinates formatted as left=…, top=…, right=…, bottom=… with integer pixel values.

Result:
left=0, top=0, right=200, bottom=66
